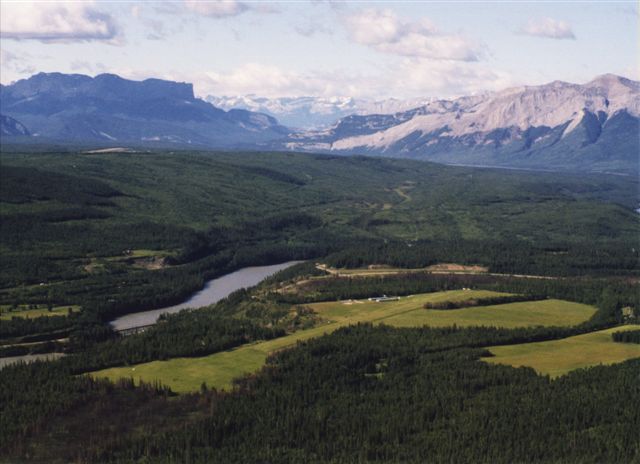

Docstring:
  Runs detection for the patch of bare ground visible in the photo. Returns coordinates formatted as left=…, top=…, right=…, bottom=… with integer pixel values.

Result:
left=129, top=256, right=169, bottom=270
left=83, top=147, right=134, bottom=154
left=368, top=264, right=391, bottom=269
left=83, top=263, right=96, bottom=273
left=425, top=263, right=488, bottom=273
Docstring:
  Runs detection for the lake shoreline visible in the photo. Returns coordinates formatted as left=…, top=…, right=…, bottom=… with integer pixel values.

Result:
left=109, top=261, right=302, bottom=331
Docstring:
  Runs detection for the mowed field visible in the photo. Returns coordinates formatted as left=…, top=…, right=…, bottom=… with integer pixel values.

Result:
left=309, top=293, right=596, bottom=329
left=484, top=325, right=640, bottom=378
left=91, top=290, right=597, bottom=392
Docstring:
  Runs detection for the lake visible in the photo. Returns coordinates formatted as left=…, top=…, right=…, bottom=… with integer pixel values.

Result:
left=109, top=261, right=302, bottom=331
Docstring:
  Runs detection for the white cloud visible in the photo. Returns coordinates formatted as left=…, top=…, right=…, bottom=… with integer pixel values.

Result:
left=520, top=18, right=575, bottom=40
left=201, top=63, right=340, bottom=97
left=160, top=60, right=514, bottom=100
left=109, top=64, right=381, bottom=99
left=621, top=65, right=640, bottom=81
left=0, top=1, right=118, bottom=42
left=70, top=60, right=107, bottom=74
left=183, top=0, right=248, bottom=18
left=396, top=59, right=515, bottom=98
left=344, top=9, right=482, bottom=62
left=0, top=48, right=18, bottom=66
left=0, top=48, right=36, bottom=82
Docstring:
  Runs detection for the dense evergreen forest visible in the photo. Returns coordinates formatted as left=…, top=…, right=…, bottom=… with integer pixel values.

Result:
left=1, top=150, right=638, bottom=462
left=612, top=329, right=640, bottom=344
left=2, top=323, right=639, bottom=463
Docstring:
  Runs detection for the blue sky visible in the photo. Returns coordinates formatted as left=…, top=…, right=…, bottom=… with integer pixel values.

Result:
left=0, top=1, right=637, bottom=99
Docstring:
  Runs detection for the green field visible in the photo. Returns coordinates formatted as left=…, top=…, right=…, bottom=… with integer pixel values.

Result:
left=91, top=290, right=597, bottom=392
left=484, top=325, right=640, bottom=377
left=0, top=304, right=79, bottom=320
left=308, top=292, right=596, bottom=329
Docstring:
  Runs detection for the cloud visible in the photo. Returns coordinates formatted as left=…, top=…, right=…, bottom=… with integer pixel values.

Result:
left=129, top=4, right=187, bottom=41
left=116, top=63, right=381, bottom=99
left=0, top=48, right=36, bottom=80
left=70, top=60, right=107, bottom=74
left=161, top=60, right=513, bottom=100
left=295, top=20, right=333, bottom=37
left=396, top=59, right=515, bottom=97
left=201, top=63, right=334, bottom=97
left=0, top=48, right=18, bottom=66
left=0, top=1, right=118, bottom=42
left=183, top=0, right=249, bottom=18
left=519, top=18, right=575, bottom=40
left=344, top=9, right=482, bottom=61
left=144, top=18, right=170, bottom=41
left=621, top=66, right=640, bottom=81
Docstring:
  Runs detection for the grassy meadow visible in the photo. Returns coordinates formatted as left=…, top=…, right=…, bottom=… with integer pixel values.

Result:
left=484, top=324, right=640, bottom=378
left=308, top=292, right=596, bottom=329
left=91, top=290, right=597, bottom=392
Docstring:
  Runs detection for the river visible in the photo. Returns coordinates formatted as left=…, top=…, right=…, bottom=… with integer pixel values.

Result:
left=109, top=261, right=301, bottom=331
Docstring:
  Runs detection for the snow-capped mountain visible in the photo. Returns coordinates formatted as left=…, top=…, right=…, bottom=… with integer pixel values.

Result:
left=206, top=95, right=434, bottom=129
left=283, top=74, right=639, bottom=174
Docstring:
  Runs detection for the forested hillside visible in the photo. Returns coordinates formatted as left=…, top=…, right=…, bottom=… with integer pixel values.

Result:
left=1, top=149, right=638, bottom=463
left=2, top=150, right=637, bottom=310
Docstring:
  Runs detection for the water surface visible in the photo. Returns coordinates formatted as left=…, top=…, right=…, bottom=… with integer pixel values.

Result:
left=110, top=261, right=301, bottom=331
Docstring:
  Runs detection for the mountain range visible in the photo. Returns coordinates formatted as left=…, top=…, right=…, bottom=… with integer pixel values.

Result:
left=206, top=95, right=434, bottom=129
left=0, top=73, right=287, bottom=148
left=1, top=72, right=638, bottom=174
left=283, top=74, right=639, bottom=174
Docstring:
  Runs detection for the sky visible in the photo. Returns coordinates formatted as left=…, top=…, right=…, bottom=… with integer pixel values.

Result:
left=0, top=0, right=638, bottom=100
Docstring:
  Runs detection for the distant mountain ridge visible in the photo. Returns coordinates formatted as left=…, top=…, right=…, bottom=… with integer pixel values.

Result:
left=0, top=72, right=287, bottom=147
left=1, top=72, right=637, bottom=175
left=282, top=74, right=639, bottom=174
left=206, top=95, right=435, bottom=129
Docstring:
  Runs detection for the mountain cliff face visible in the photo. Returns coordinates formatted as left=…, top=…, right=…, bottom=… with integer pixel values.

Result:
left=284, top=74, right=639, bottom=174
left=0, top=73, right=287, bottom=147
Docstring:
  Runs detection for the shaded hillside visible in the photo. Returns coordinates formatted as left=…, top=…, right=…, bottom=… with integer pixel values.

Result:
left=0, top=73, right=288, bottom=148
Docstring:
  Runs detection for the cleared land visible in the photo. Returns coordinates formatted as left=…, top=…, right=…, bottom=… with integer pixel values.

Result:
left=92, top=290, right=597, bottom=392
left=309, top=293, right=595, bottom=329
left=317, top=263, right=488, bottom=277
left=484, top=325, right=640, bottom=378
left=0, top=304, right=79, bottom=320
